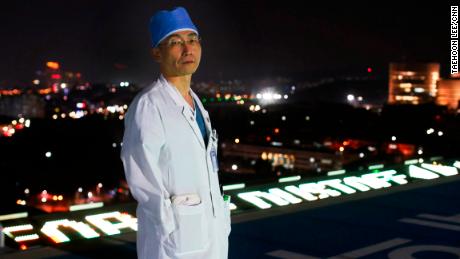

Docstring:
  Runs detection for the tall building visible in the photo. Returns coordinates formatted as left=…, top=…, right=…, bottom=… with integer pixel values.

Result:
left=0, top=94, right=45, bottom=118
left=436, top=78, right=460, bottom=110
left=388, top=63, right=440, bottom=105
left=34, top=61, right=85, bottom=93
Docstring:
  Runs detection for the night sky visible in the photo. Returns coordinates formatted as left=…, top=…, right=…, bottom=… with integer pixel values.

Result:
left=0, top=1, right=454, bottom=86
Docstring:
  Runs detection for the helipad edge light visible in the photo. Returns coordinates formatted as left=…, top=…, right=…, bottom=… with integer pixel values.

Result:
left=404, top=159, right=419, bottom=165
left=327, top=170, right=346, bottom=176
left=368, top=164, right=384, bottom=170
left=69, top=202, right=104, bottom=212
left=223, top=183, right=245, bottom=191
left=278, top=175, right=301, bottom=183
left=0, top=212, right=28, bottom=221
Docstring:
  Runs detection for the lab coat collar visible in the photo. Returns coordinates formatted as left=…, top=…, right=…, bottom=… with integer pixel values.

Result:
left=159, top=74, right=192, bottom=110
left=159, top=74, right=211, bottom=150
left=190, top=90, right=213, bottom=149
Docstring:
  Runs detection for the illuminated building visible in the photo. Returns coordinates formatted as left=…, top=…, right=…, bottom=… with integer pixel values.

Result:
left=0, top=94, right=45, bottom=118
left=436, top=78, right=460, bottom=110
left=388, top=63, right=440, bottom=105
left=222, top=143, right=346, bottom=172
left=35, top=61, right=85, bottom=93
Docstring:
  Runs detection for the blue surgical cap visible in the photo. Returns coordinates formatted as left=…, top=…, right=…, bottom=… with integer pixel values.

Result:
left=149, top=7, right=199, bottom=48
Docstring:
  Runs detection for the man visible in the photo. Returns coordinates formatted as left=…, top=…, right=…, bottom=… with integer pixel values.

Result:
left=120, top=6, right=231, bottom=259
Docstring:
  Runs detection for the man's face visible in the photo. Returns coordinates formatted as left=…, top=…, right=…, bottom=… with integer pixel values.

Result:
left=152, top=30, right=202, bottom=77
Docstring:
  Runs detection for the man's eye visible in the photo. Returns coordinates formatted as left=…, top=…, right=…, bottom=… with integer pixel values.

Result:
left=169, top=40, right=181, bottom=46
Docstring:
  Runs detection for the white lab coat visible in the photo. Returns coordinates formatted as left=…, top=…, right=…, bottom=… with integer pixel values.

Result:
left=120, top=75, right=231, bottom=259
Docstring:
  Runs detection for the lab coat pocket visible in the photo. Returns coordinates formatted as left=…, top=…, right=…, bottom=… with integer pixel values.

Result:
left=168, top=201, right=209, bottom=255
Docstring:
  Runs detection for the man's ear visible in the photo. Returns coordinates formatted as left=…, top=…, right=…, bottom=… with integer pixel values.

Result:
left=151, top=47, right=162, bottom=63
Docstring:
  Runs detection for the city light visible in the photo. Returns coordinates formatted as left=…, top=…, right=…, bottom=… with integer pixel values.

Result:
left=46, top=61, right=60, bottom=70
left=347, top=94, right=355, bottom=101
left=255, top=90, right=287, bottom=103
left=119, top=82, right=130, bottom=87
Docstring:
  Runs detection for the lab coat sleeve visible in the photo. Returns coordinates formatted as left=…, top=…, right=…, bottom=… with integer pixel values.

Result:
left=120, top=96, right=175, bottom=239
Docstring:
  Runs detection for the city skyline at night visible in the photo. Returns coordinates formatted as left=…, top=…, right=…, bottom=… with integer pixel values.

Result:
left=1, top=3, right=459, bottom=258
left=0, top=1, right=453, bottom=86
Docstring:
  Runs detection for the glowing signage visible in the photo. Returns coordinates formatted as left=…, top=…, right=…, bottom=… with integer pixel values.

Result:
left=2, top=224, right=39, bottom=243
left=85, top=211, right=137, bottom=235
left=236, top=162, right=458, bottom=209
left=41, top=219, right=100, bottom=243
left=0, top=160, right=458, bottom=249
left=2, top=211, right=138, bottom=247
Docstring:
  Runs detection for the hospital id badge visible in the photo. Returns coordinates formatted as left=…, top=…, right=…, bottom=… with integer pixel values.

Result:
left=210, top=147, right=219, bottom=172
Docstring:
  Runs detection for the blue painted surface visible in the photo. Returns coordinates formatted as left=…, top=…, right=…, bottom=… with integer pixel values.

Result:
left=229, top=178, right=460, bottom=259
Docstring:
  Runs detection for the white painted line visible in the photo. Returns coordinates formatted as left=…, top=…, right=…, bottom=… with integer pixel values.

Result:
left=266, top=249, right=320, bottom=259
left=399, top=218, right=460, bottom=231
left=329, top=238, right=412, bottom=259
left=418, top=213, right=460, bottom=224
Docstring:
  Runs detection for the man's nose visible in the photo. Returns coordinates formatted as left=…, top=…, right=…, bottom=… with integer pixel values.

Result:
left=182, top=43, right=193, bottom=55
